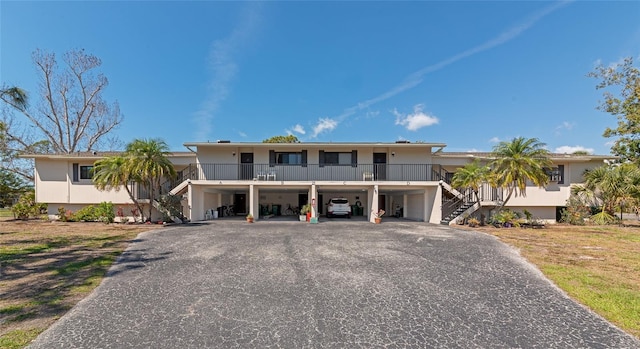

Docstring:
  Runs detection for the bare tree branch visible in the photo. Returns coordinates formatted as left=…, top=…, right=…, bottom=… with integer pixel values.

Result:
left=1, top=48, right=123, bottom=181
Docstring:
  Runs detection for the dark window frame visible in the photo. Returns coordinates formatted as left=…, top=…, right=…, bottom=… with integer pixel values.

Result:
left=321, top=151, right=357, bottom=167
left=269, top=150, right=308, bottom=167
left=275, top=152, right=303, bottom=165
left=80, top=165, right=94, bottom=180
left=72, top=163, right=79, bottom=182
left=545, top=165, right=564, bottom=184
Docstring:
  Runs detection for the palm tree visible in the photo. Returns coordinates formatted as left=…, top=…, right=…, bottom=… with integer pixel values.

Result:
left=451, top=160, right=491, bottom=204
left=125, top=138, right=176, bottom=221
left=491, top=137, right=552, bottom=209
left=92, top=156, right=144, bottom=222
left=583, top=163, right=640, bottom=221
left=0, top=86, right=28, bottom=111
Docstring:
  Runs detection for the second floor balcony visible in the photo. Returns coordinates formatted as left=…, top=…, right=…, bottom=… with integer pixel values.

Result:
left=180, top=163, right=447, bottom=183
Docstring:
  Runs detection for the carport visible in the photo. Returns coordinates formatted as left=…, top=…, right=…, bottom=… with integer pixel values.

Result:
left=188, top=180, right=442, bottom=223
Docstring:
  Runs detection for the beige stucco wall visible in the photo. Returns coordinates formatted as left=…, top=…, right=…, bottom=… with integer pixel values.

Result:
left=35, top=159, right=133, bottom=205
left=406, top=193, right=425, bottom=221
left=194, top=144, right=433, bottom=165
left=504, top=185, right=571, bottom=207
left=35, top=159, right=70, bottom=204
left=504, top=160, right=606, bottom=207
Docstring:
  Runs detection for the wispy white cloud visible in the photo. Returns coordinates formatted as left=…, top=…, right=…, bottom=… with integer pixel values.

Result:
left=489, top=137, right=501, bottom=143
left=556, top=121, right=575, bottom=131
left=192, top=3, right=262, bottom=141
left=312, top=118, right=338, bottom=137
left=365, top=110, right=380, bottom=118
left=321, top=1, right=571, bottom=136
left=287, top=124, right=306, bottom=135
left=238, top=131, right=247, bottom=138
left=555, top=121, right=575, bottom=135
left=393, top=104, right=439, bottom=131
left=555, top=145, right=594, bottom=154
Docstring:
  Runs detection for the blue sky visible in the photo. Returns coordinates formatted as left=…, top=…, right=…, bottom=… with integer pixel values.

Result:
left=2, top=1, right=639, bottom=154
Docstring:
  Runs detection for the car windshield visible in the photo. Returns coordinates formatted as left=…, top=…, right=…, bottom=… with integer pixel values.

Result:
left=331, top=199, right=349, bottom=204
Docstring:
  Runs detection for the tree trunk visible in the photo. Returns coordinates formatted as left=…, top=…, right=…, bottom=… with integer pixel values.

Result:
left=124, top=184, right=144, bottom=223
left=147, top=180, right=153, bottom=222
left=498, top=187, right=514, bottom=211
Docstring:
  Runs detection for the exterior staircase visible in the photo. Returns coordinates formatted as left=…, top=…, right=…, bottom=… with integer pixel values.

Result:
left=169, top=180, right=189, bottom=196
left=439, top=175, right=481, bottom=225
left=152, top=198, right=185, bottom=224
left=441, top=201, right=477, bottom=225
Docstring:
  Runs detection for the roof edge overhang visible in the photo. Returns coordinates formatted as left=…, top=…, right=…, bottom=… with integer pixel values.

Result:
left=183, top=141, right=448, bottom=149
left=20, top=151, right=195, bottom=160
left=435, top=152, right=618, bottom=162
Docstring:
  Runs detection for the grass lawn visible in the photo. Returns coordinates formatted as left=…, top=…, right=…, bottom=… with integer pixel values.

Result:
left=0, top=209, right=13, bottom=218
left=462, top=223, right=640, bottom=339
left=0, top=219, right=154, bottom=349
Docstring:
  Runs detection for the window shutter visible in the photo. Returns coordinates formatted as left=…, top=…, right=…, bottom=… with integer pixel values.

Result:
left=301, top=150, right=307, bottom=168
left=319, top=150, right=325, bottom=167
left=269, top=150, right=275, bottom=167
left=558, top=165, right=565, bottom=184
left=72, top=163, right=79, bottom=182
left=351, top=150, right=357, bottom=167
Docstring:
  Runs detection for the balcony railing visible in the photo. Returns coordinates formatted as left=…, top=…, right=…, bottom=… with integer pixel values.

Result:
left=174, top=163, right=446, bottom=182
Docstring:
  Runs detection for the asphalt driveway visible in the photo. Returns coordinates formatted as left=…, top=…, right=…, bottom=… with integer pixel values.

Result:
left=28, top=221, right=639, bottom=348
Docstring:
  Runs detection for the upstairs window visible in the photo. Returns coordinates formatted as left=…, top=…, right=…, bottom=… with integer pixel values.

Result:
left=324, top=152, right=352, bottom=165
left=545, top=165, right=564, bottom=184
left=319, top=150, right=357, bottom=167
left=80, top=165, right=94, bottom=180
left=72, top=163, right=79, bottom=182
left=269, top=150, right=307, bottom=167
left=276, top=152, right=302, bottom=165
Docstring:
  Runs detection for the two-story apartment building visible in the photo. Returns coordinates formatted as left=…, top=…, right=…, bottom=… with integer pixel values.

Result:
left=27, top=141, right=613, bottom=224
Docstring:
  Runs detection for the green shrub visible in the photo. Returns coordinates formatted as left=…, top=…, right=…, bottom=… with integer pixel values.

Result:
left=590, top=211, right=618, bottom=225
left=57, top=206, right=72, bottom=222
left=560, top=196, right=591, bottom=225
left=72, top=205, right=98, bottom=222
left=11, top=192, right=46, bottom=220
left=66, top=202, right=114, bottom=223
left=96, top=202, right=115, bottom=224
left=11, top=203, right=32, bottom=220
left=490, top=209, right=521, bottom=227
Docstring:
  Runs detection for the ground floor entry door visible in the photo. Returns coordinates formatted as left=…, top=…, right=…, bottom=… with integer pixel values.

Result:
left=298, top=194, right=308, bottom=212
left=378, top=194, right=386, bottom=214
left=234, top=193, right=247, bottom=215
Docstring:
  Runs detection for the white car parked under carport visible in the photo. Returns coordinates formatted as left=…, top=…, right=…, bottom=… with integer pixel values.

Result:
left=327, top=198, right=352, bottom=218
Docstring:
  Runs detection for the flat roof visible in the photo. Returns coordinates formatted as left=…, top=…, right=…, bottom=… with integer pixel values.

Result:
left=22, top=151, right=195, bottom=160
left=437, top=152, right=617, bottom=161
left=183, top=141, right=447, bottom=148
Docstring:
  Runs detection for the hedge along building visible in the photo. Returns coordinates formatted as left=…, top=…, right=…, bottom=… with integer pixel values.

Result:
left=26, top=141, right=613, bottom=224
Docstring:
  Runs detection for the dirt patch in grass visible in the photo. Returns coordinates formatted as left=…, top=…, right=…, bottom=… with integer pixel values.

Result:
left=0, top=219, right=155, bottom=348
left=457, top=222, right=640, bottom=339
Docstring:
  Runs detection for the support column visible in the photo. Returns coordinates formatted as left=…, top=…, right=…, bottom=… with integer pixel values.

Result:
left=187, top=181, right=192, bottom=221
left=249, top=184, right=257, bottom=221
left=189, top=183, right=205, bottom=221
left=216, top=193, right=222, bottom=213
left=403, top=194, right=408, bottom=218
left=423, top=190, right=429, bottom=222
left=311, top=184, right=317, bottom=218
left=369, top=184, right=379, bottom=223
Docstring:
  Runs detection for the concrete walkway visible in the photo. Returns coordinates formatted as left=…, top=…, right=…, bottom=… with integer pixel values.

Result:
left=28, top=221, right=639, bottom=348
